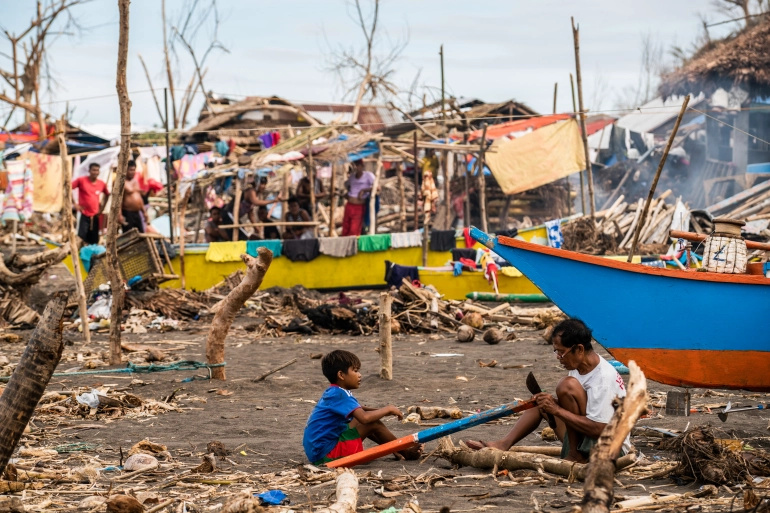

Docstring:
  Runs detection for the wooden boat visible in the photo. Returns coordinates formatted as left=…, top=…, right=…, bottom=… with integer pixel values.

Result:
left=469, top=227, right=770, bottom=391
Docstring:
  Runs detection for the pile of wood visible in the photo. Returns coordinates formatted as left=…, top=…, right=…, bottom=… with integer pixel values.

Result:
left=564, top=190, right=681, bottom=255
left=125, top=289, right=211, bottom=320
left=706, top=179, right=770, bottom=230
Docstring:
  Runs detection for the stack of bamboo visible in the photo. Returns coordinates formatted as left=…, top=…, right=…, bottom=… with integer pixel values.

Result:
left=595, top=190, right=679, bottom=249
left=708, top=180, right=770, bottom=221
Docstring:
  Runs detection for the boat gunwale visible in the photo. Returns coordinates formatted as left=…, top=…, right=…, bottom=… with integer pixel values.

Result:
left=494, top=235, right=770, bottom=286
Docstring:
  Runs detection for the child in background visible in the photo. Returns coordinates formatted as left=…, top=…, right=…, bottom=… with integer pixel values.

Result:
left=303, top=350, right=423, bottom=465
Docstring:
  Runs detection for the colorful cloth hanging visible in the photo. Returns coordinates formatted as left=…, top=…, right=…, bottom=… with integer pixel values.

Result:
left=2, top=160, right=33, bottom=224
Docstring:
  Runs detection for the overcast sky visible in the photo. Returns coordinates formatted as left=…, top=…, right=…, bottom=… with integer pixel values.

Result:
left=0, top=0, right=741, bottom=129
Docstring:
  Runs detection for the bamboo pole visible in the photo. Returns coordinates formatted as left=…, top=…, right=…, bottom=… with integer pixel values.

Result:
left=440, top=44, right=446, bottom=136
left=379, top=292, right=393, bottom=380
left=572, top=18, right=596, bottom=217
left=329, top=161, right=338, bottom=237
left=10, top=221, right=16, bottom=255
left=442, top=149, right=451, bottom=228
left=570, top=73, right=586, bottom=215
left=178, top=189, right=189, bottom=289
left=413, top=131, right=419, bottom=230
left=369, top=148, right=382, bottom=234
left=463, top=132, right=471, bottom=227
left=57, top=120, right=90, bottom=344
left=397, top=160, right=407, bottom=232
left=553, top=82, right=558, bottom=114
left=477, top=123, right=489, bottom=233
left=231, top=178, right=241, bottom=242
left=106, top=0, right=132, bottom=366
left=627, top=95, right=690, bottom=262
left=307, top=135, right=318, bottom=237
left=164, top=88, right=174, bottom=243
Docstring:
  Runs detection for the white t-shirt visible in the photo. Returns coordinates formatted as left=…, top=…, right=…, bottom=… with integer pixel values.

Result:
left=569, top=354, right=632, bottom=454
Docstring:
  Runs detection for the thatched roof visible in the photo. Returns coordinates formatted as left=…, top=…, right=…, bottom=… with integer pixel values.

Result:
left=659, top=17, right=770, bottom=98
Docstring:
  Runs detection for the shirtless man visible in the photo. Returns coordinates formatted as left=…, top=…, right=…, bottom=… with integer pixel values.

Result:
left=120, top=160, right=148, bottom=233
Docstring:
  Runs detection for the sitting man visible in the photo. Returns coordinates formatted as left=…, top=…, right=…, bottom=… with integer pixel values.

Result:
left=465, top=319, right=630, bottom=462
left=204, top=206, right=229, bottom=243
left=257, top=205, right=281, bottom=240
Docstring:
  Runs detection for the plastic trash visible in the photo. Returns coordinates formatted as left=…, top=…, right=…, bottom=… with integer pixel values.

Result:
left=256, top=490, right=288, bottom=506
left=87, top=297, right=112, bottom=320
left=75, top=390, right=100, bottom=408
left=127, top=275, right=142, bottom=287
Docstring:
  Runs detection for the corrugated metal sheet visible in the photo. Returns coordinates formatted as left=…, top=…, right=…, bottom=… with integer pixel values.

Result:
left=615, top=95, right=704, bottom=135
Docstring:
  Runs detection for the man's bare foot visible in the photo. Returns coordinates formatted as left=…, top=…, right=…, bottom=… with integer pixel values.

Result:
left=464, top=440, right=509, bottom=451
left=564, top=452, right=587, bottom=464
left=397, top=444, right=424, bottom=461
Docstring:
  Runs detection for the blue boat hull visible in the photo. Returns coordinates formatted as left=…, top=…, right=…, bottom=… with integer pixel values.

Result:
left=471, top=227, right=770, bottom=390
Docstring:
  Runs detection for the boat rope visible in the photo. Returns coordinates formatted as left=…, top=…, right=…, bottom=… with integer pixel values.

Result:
left=0, top=360, right=225, bottom=383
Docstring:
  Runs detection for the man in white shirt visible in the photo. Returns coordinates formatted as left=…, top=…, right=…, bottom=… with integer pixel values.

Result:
left=465, top=319, right=630, bottom=462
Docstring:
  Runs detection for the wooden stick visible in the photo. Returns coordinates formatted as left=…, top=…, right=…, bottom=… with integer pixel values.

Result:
left=107, top=0, right=132, bottom=366
left=477, top=124, right=489, bottom=233
left=308, top=135, right=318, bottom=237
left=422, top=213, right=430, bottom=267
left=379, top=292, right=393, bottom=380
left=572, top=18, right=596, bottom=217
left=0, top=294, right=67, bottom=475
left=580, top=361, right=649, bottom=513
left=10, top=220, right=16, bottom=255
left=253, top=357, right=297, bottom=382
left=220, top=221, right=319, bottom=229
left=443, top=149, right=451, bottom=228
left=207, top=249, right=273, bottom=380
left=397, top=160, right=407, bottom=232
left=178, top=189, right=189, bottom=289
left=231, top=177, right=241, bottom=242
left=553, top=82, right=558, bottom=114
left=57, top=119, right=90, bottom=344
left=670, top=230, right=770, bottom=251
left=627, top=95, right=690, bottom=262
left=330, top=161, right=338, bottom=237
left=315, top=470, right=358, bottom=513
left=369, top=147, right=382, bottom=234
left=413, top=131, right=420, bottom=231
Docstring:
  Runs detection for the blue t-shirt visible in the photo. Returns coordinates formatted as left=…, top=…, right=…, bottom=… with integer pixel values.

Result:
left=303, top=385, right=361, bottom=462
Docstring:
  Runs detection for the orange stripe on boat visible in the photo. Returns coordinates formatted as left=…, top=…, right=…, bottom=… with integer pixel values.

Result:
left=611, top=349, right=770, bottom=392
left=496, top=236, right=770, bottom=286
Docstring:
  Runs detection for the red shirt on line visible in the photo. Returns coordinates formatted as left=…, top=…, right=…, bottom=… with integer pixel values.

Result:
left=72, top=176, right=109, bottom=217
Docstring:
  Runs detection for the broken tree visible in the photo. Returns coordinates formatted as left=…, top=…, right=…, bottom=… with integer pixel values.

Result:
left=206, top=247, right=273, bottom=380
left=106, top=0, right=133, bottom=365
left=0, top=293, right=68, bottom=475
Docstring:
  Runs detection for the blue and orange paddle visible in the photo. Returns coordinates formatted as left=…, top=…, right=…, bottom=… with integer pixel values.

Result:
left=326, top=399, right=537, bottom=468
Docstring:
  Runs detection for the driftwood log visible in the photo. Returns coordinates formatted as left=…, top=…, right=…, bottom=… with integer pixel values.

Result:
left=580, top=360, right=649, bottom=513
left=206, top=248, right=273, bottom=379
left=315, top=470, right=358, bottom=513
left=0, top=293, right=68, bottom=475
left=106, top=0, right=133, bottom=365
left=437, top=438, right=636, bottom=482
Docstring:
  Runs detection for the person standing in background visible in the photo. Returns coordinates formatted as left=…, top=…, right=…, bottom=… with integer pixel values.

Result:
left=72, top=163, right=109, bottom=245
left=120, top=160, right=148, bottom=233
left=341, top=160, right=375, bottom=236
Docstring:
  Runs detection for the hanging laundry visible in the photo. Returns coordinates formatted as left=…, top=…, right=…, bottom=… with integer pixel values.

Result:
left=463, top=226, right=474, bottom=249
left=75, top=146, right=120, bottom=182
left=358, top=234, right=391, bottom=253
left=2, top=160, right=33, bottom=224
left=430, top=230, right=456, bottom=252
left=283, top=238, right=320, bottom=262
left=451, top=248, right=477, bottom=262
left=545, top=219, right=563, bottom=249
left=28, top=153, right=62, bottom=213
left=206, top=241, right=247, bottom=262
left=247, top=239, right=283, bottom=258
left=259, top=133, right=273, bottom=149
left=390, top=231, right=422, bottom=248
left=173, top=152, right=214, bottom=180
left=271, top=132, right=280, bottom=146
left=138, top=147, right=167, bottom=159
left=319, top=236, right=358, bottom=258
left=215, top=141, right=229, bottom=156
left=384, top=262, right=419, bottom=288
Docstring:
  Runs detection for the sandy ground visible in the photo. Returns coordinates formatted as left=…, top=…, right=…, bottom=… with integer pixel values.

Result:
left=3, top=303, right=769, bottom=512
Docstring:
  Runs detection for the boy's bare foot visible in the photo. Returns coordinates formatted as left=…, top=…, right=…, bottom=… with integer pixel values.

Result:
left=464, top=440, right=508, bottom=451
left=564, top=452, right=587, bottom=464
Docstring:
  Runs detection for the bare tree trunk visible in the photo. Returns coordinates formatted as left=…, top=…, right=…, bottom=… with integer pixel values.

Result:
left=581, top=361, right=649, bottom=513
left=57, top=119, right=90, bottom=344
left=206, top=248, right=273, bottom=380
left=350, top=75, right=369, bottom=125
left=0, top=293, right=67, bottom=475
left=379, top=292, right=392, bottom=380
left=106, top=0, right=133, bottom=366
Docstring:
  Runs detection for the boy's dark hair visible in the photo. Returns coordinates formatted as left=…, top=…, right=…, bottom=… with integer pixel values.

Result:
left=88, top=163, right=100, bottom=170
left=209, top=206, right=221, bottom=214
left=552, top=318, right=593, bottom=352
left=321, top=350, right=361, bottom=384
left=258, top=205, right=268, bottom=212
left=259, top=176, right=268, bottom=185
left=288, top=196, right=299, bottom=205
left=127, top=159, right=136, bottom=167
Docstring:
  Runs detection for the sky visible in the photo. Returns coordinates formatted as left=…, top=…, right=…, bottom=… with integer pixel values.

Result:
left=0, top=0, right=743, bottom=130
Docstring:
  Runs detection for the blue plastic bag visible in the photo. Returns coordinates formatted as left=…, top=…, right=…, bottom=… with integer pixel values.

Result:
left=256, top=490, right=288, bottom=506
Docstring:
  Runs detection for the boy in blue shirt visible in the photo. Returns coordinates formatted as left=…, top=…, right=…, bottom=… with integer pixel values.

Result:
left=303, top=350, right=423, bottom=465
